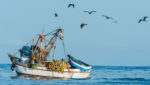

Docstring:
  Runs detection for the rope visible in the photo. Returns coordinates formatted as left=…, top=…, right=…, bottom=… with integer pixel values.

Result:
left=13, top=51, right=19, bottom=56
left=14, top=34, right=39, bottom=56
left=44, top=29, right=57, bottom=37
left=47, top=37, right=58, bottom=60
left=51, top=37, right=58, bottom=59
left=62, top=40, right=67, bottom=61
left=52, top=47, right=56, bottom=59
left=24, top=34, right=39, bottom=46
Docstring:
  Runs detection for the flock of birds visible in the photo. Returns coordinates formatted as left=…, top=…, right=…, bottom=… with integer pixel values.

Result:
left=53, top=3, right=149, bottom=29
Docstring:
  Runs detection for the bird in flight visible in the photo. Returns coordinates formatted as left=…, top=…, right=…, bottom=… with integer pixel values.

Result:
left=102, top=15, right=118, bottom=23
left=84, top=11, right=96, bottom=15
left=54, top=13, right=58, bottom=17
left=80, top=23, right=88, bottom=29
left=68, top=4, right=75, bottom=8
left=138, top=16, right=148, bottom=23
left=102, top=15, right=113, bottom=20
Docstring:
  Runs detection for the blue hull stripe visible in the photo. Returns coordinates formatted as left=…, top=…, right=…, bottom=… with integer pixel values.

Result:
left=69, top=60, right=91, bottom=71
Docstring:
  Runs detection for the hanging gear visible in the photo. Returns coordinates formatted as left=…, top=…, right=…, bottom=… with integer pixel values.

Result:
left=60, top=32, right=64, bottom=40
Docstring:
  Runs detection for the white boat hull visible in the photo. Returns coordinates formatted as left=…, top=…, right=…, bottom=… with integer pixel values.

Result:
left=15, top=63, right=91, bottom=79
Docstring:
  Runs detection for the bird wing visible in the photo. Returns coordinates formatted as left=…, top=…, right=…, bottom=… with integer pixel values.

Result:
left=138, top=19, right=142, bottom=23
left=81, top=24, right=84, bottom=28
left=144, top=16, right=148, bottom=18
left=91, top=11, right=96, bottom=12
left=72, top=4, right=75, bottom=8
left=84, top=11, right=89, bottom=12
left=68, top=4, right=71, bottom=8
left=54, top=13, right=58, bottom=17
left=101, top=15, right=106, bottom=17
left=68, top=4, right=75, bottom=8
left=144, top=16, right=148, bottom=20
left=81, top=24, right=87, bottom=28
left=102, top=15, right=108, bottom=19
left=110, top=17, right=113, bottom=20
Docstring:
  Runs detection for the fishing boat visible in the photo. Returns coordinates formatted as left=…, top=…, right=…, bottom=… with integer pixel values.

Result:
left=8, top=29, right=92, bottom=79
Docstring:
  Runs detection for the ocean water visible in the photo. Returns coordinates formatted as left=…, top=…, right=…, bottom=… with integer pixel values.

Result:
left=1, top=64, right=150, bottom=85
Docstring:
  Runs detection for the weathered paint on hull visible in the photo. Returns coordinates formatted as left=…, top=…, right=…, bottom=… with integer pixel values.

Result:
left=15, top=63, right=91, bottom=79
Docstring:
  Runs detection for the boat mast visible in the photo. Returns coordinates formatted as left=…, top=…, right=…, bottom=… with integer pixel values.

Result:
left=30, top=29, right=63, bottom=63
left=40, top=29, right=63, bottom=59
left=44, top=29, right=63, bottom=55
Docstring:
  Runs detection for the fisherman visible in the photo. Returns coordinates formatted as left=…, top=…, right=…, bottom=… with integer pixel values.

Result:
left=28, top=58, right=32, bottom=68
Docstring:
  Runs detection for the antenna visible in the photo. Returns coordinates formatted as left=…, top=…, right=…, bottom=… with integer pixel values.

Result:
left=42, top=25, right=45, bottom=34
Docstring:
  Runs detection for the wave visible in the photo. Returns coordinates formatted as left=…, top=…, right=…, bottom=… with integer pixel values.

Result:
left=101, top=78, right=150, bottom=81
left=93, top=66, right=150, bottom=71
left=116, top=78, right=150, bottom=81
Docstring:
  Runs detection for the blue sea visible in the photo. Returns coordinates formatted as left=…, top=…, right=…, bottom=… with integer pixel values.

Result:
left=1, top=64, right=150, bottom=85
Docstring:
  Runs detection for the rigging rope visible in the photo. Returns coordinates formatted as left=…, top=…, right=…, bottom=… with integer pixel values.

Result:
left=44, top=29, right=57, bottom=36
left=62, top=40, right=67, bottom=61
left=24, top=35, right=38, bottom=46
left=14, top=35, right=39, bottom=56
left=51, top=38, right=58, bottom=59
left=47, top=36, right=58, bottom=60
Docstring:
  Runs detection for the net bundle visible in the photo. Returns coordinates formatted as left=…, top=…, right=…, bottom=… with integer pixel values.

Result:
left=47, top=60, right=71, bottom=73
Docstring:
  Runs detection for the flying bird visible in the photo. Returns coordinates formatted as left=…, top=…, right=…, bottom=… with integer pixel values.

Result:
left=80, top=23, right=87, bottom=29
left=54, top=13, right=58, bottom=17
left=138, top=16, right=148, bottom=23
left=102, top=15, right=113, bottom=20
left=84, top=11, right=96, bottom=15
left=68, top=4, right=75, bottom=8
left=102, top=15, right=118, bottom=23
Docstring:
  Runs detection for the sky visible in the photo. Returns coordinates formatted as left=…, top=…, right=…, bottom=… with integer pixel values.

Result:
left=0, top=0, right=150, bottom=66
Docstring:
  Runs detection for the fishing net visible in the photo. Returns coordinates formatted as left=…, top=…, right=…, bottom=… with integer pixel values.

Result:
left=47, top=60, right=71, bottom=73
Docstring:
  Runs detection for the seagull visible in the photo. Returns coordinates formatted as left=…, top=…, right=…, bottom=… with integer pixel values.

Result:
left=102, top=15, right=118, bottom=23
left=80, top=23, right=87, bottom=29
left=138, top=16, right=148, bottom=23
left=54, top=13, right=58, bottom=17
left=68, top=4, right=75, bottom=8
left=84, top=11, right=96, bottom=15
left=102, top=15, right=113, bottom=20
